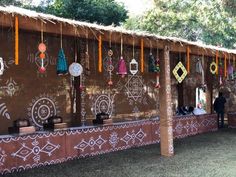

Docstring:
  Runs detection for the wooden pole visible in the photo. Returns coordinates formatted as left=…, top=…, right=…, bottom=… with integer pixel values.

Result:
left=159, top=45, right=174, bottom=157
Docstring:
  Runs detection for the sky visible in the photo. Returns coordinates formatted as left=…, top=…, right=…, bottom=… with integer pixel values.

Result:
left=31, top=0, right=154, bottom=16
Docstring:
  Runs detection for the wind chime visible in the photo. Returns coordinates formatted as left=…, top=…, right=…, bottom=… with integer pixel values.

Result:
left=57, top=23, right=68, bottom=75
left=107, top=32, right=114, bottom=86
left=130, top=37, right=138, bottom=75
left=36, top=21, right=48, bottom=74
left=117, top=34, right=127, bottom=78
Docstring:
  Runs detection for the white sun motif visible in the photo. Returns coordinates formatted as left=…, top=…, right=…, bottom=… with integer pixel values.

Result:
left=28, top=94, right=59, bottom=128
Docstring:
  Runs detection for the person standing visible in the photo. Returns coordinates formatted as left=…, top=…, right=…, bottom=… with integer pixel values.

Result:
left=213, top=92, right=226, bottom=128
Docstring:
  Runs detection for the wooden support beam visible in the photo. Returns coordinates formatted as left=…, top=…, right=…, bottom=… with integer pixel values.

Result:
left=159, top=45, right=174, bottom=157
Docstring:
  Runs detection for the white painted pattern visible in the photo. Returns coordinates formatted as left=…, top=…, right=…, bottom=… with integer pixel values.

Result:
left=74, top=135, right=107, bottom=151
left=0, top=97, right=10, bottom=120
left=11, top=139, right=60, bottom=162
left=125, top=75, right=144, bottom=102
left=0, top=147, right=6, bottom=166
left=121, top=129, right=146, bottom=145
left=28, top=94, right=59, bottom=128
left=0, top=77, right=19, bottom=97
left=109, top=132, right=119, bottom=148
left=92, top=94, right=115, bottom=117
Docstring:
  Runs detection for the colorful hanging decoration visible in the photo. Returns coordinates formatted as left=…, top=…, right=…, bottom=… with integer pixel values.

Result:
left=0, top=57, right=4, bottom=75
left=224, top=53, right=227, bottom=78
left=106, top=32, right=114, bottom=86
left=210, top=62, right=217, bottom=74
left=85, top=30, right=90, bottom=76
left=187, top=46, right=190, bottom=73
left=57, top=23, right=68, bottom=75
left=130, top=38, right=138, bottom=75
left=216, top=51, right=219, bottom=74
left=57, top=49, right=68, bottom=75
left=227, top=54, right=234, bottom=80
left=15, top=16, right=19, bottom=65
left=140, top=39, right=144, bottom=73
left=130, top=59, right=138, bottom=75
left=196, top=57, right=205, bottom=86
left=172, top=61, right=188, bottom=83
left=69, top=63, right=83, bottom=77
left=155, top=47, right=160, bottom=88
left=218, top=59, right=223, bottom=85
left=117, top=34, right=127, bottom=77
left=35, top=21, right=49, bottom=74
left=98, top=34, right=102, bottom=73
left=148, top=41, right=155, bottom=72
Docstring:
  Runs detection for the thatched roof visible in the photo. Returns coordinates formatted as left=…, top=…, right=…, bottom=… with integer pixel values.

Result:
left=0, top=5, right=235, bottom=55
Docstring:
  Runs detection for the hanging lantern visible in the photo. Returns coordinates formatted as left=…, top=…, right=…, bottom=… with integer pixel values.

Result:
left=118, top=56, right=127, bottom=78
left=57, top=48, right=68, bottom=75
left=0, top=57, right=4, bottom=75
left=130, top=59, right=138, bottom=75
left=148, top=53, right=156, bottom=72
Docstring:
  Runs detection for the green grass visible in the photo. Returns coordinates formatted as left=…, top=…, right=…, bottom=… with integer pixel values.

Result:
left=4, top=129, right=236, bottom=177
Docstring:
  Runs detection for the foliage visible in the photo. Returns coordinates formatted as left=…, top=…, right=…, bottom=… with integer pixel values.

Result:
left=0, top=0, right=21, bottom=6
left=26, top=0, right=128, bottom=26
left=124, top=0, right=236, bottom=49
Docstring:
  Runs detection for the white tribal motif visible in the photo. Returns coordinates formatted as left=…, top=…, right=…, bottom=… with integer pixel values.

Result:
left=121, top=129, right=146, bottom=145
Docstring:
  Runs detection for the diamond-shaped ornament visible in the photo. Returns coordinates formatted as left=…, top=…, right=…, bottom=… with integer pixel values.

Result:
left=173, top=61, right=188, bottom=83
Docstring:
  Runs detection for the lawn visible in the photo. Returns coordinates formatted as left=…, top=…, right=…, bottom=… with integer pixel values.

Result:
left=3, top=129, right=236, bottom=177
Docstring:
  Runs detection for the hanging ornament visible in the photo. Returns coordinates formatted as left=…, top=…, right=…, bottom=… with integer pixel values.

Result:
left=216, top=50, right=219, bottom=74
left=15, top=16, right=19, bottom=65
left=219, top=60, right=223, bottom=86
left=117, top=34, right=127, bottom=78
left=172, top=61, right=188, bottom=83
left=140, top=39, right=144, bottom=73
left=85, top=30, right=90, bottom=76
left=0, top=57, right=4, bottom=75
left=69, top=63, right=83, bottom=77
left=224, top=53, right=227, bottom=78
left=130, top=38, right=138, bottom=75
left=130, top=59, right=138, bottom=75
left=210, top=62, right=217, bottom=74
left=155, top=45, right=160, bottom=88
left=148, top=41, right=156, bottom=72
left=57, top=23, right=68, bottom=75
left=107, top=32, right=114, bottom=86
left=227, top=55, right=234, bottom=80
left=35, top=21, right=49, bottom=74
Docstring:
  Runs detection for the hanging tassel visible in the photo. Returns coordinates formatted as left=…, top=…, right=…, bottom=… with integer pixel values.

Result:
left=216, top=51, right=219, bottom=75
left=118, top=34, right=127, bottom=77
left=98, top=34, right=102, bottom=73
left=187, top=46, right=190, bottom=73
left=57, top=24, right=68, bottom=75
left=15, top=16, right=19, bottom=65
left=140, top=39, right=144, bottom=73
left=224, top=53, right=227, bottom=78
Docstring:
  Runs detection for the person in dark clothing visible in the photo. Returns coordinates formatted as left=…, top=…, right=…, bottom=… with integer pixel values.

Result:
left=213, top=92, right=226, bottom=128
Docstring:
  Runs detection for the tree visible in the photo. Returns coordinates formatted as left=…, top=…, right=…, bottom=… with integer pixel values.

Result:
left=125, top=0, right=236, bottom=49
left=27, top=0, right=128, bottom=26
left=0, top=0, right=21, bottom=6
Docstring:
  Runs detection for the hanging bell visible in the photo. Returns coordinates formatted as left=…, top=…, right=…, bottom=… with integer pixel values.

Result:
left=117, top=56, right=127, bottom=78
left=57, top=48, right=68, bottom=75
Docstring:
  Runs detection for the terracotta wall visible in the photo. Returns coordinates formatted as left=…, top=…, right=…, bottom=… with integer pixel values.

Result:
left=0, top=27, right=160, bottom=134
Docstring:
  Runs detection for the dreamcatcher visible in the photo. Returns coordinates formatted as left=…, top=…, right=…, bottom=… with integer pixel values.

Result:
left=210, top=51, right=218, bottom=75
